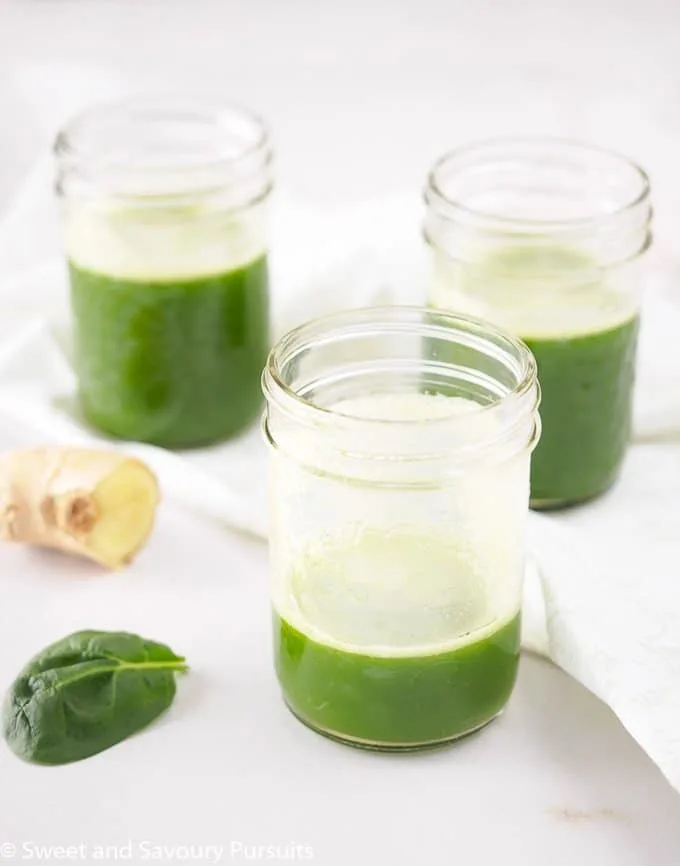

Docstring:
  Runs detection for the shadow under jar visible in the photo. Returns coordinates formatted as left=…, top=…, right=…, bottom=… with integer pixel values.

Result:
left=262, top=307, right=541, bottom=750
left=55, top=97, right=273, bottom=448
left=424, top=138, right=652, bottom=508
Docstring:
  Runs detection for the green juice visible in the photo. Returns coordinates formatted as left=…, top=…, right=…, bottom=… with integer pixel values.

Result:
left=69, top=255, right=269, bottom=448
left=272, top=527, right=522, bottom=750
left=275, top=612, right=521, bottom=749
left=430, top=245, right=639, bottom=506
left=525, top=316, right=638, bottom=505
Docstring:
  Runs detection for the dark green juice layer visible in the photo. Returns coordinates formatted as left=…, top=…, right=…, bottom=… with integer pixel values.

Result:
left=525, top=315, right=639, bottom=506
left=274, top=611, right=521, bottom=748
left=69, top=256, right=269, bottom=448
left=431, top=244, right=641, bottom=507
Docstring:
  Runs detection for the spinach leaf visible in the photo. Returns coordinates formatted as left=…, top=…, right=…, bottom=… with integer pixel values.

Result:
left=3, top=630, right=188, bottom=765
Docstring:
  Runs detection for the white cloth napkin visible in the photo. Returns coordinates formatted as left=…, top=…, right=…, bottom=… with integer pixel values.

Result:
left=1, top=158, right=680, bottom=794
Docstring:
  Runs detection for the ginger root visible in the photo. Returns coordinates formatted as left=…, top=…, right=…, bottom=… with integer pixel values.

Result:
left=0, top=448, right=159, bottom=569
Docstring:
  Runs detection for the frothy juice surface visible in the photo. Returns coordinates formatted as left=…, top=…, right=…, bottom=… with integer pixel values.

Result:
left=430, top=245, right=639, bottom=506
left=66, top=205, right=269, bottom=448
left=272, top=393, right=523, bottom=749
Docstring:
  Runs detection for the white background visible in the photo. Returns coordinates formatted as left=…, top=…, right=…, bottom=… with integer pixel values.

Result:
left=1, top=1, right=680, bottom=864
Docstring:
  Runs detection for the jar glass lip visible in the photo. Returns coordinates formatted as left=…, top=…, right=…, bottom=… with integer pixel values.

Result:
left=263, top=304, right=538, bottom=428
left=425, top=136, right=650, bottom=231
left=54, top=95, right=271, bottom=173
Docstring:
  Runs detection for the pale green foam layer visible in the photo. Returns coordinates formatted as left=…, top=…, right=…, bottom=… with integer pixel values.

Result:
left=65, top=201, right=266, bottom=281
left=282, top=529, right=498, bottom=656
left=330, top=392, right=482, bottom=422
left=430, top=243, right=638, bottom=339
left=275, top=393, right=522, bottom=658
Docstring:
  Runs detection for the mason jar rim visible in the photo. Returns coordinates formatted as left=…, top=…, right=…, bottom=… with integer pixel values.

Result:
left=55, top=95, right=271, bottom=169
left=54, top=95, right=274, bottom=209
left=263, top=304, right=538, bottom=429
left=425, top=136, right=651, bottom=232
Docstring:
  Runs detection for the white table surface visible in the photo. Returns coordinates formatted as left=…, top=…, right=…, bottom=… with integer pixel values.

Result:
left=1, top=424, right=679, bottom=866
left=1, top=1, right=680, bottom=863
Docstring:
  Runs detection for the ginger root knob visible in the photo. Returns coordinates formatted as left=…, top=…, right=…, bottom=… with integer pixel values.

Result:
left=0, top=448, right=160, bottom=569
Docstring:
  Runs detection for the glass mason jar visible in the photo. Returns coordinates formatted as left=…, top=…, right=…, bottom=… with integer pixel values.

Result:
left=55, top=97, right=273, bottom=448
left=262, top=306, right=540, bottom=750
left=424, top=138, right=652, bottom=508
